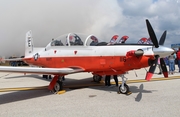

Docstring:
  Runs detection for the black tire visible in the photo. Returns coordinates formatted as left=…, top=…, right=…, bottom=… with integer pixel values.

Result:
left=93, top=75, right=102, bottom=83
left=119, top=84, right=129, bottom=94
left=53, top=81, right=63, bottom=92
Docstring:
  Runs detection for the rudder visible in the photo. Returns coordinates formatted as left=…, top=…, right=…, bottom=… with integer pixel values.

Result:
left=25, top=30, right=34, bottom=56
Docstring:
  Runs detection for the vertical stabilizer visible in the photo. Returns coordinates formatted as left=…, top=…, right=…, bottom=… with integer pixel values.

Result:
left=25, top=30, right=34, bottom=56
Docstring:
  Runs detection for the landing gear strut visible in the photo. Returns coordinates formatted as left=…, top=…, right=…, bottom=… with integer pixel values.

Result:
left=48, top=75, right=64, bottom=93
left=118, top=74, right=131, bottom=95
left=93, top=75, right=102, bottom=83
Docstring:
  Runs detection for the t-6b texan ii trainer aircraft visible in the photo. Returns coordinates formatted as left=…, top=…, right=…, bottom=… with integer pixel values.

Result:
left=0, top=19, right=174, bottom=94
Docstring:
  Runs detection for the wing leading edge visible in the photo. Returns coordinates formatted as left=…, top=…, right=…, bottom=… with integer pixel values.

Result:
left=0, top=66, right=84, bottom=75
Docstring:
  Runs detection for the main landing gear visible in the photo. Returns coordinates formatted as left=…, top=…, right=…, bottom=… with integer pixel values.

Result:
left=93, top=75, right=102, bottom=83
left=48, top=75, right=64, bottom=93
left=53, top=79, right=63, bottom=92
left=118, top=74, right=131, bottom=95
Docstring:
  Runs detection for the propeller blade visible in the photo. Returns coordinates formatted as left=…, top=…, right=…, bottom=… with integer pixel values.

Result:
left=159, top=31, right=167, bottom=46
left=160, top=58, right=168, bottom=77
left=145, top=56, right=159, bottom=81
left=146, top=19, right=159, bottom=48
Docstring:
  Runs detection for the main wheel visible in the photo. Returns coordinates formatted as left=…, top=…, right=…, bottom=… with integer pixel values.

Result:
left=53, top=81, right=63, bottom=92
left=93, top=75, right=102, bottom=83
left=119, top=83, right=129, bottom=94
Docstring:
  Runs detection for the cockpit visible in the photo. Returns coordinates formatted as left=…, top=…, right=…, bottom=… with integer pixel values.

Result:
left=46, top=33, right=105, bottom=49
left=51, top=40, right=64, bottom=46
left=66, top=33, right=84, bottom=46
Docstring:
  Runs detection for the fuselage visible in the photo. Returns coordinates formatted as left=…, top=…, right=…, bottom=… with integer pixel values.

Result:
left=23, top=32, right=174, bottom=75
left=24, top=44, right=156, bottom=75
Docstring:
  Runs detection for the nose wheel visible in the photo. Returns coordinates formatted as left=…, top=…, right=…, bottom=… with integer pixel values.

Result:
left=117, top=74, right=131, bottom=95
left=118, top=83, right=129, bottom=94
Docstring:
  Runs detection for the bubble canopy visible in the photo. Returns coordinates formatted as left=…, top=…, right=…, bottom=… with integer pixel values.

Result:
left=45, top=33, right=105, bottom=48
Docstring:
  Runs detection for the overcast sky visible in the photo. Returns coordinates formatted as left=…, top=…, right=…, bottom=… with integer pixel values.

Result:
left=0, top=0, right=180, bottom=57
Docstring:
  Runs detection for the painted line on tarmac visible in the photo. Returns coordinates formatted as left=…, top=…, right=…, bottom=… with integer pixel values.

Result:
left=109, top=75, right=180, bottom=85
left=0, top=86, right=48, bottom=92
left=0, top=76, right=180, bottom=92
left=128, top=75, right=180, bottom=83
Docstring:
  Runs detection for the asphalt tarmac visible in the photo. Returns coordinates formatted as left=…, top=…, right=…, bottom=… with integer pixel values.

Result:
left=0, top=66, right=180, bottom=117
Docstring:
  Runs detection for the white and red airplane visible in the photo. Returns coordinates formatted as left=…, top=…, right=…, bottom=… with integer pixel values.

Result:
left=0, top=19, right=174, bottom=94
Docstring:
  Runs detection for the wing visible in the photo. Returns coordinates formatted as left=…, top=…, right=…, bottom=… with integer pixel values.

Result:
left=0, top=66, right=84, bottom=75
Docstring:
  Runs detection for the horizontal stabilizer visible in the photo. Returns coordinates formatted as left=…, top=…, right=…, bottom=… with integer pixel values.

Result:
left=3, top=58, right=23, bottom=61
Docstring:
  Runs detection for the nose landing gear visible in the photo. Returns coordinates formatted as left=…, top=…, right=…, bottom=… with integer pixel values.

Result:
left=117, top=74, right=132, bottom=95
left=118, top=83, right=129, bottom=94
